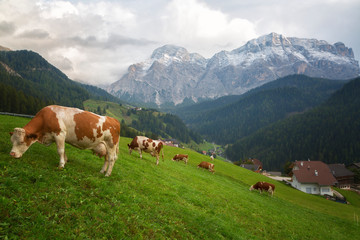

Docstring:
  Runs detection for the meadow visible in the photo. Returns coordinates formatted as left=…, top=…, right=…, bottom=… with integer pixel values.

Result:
left=1, top=115, right=359, bottom=239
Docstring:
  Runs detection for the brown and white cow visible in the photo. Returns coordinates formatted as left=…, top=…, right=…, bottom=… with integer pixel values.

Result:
left=172, top=154, right=188, bottom=164
left=9, top=105, right=120, bottom=177
left=127, top=136, right=164, bottom=165
left=197, top=161, right=215, bottom=173
left=249, top=181, right=275, bottom=196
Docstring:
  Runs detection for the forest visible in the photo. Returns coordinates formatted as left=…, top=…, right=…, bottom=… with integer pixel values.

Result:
left=225, top=77, right=360, bottom=171
left=128, top=108, right=202, bottom=143
left=176, top=75, right=347, bottom=145
left=0, top=50, right=89, bottom=113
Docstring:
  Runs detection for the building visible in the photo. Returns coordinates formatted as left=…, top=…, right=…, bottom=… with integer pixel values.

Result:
left=328, top=164, right=355, bottom=189
left=291, top=161, right=337, bottom=196
left=348, top=162, right=360, bottom=170
left=240, top=164, right=262, bottom=172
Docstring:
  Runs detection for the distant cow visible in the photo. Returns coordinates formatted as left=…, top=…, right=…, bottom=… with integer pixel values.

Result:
left=197, top=161, right=215, bottom=173
left=249, top=181, right=275, bottom=196
left=9, top=105, right=121, bottom=176
left=127, top=136, right=164, bottom=165
left=172, top=154, right=188, bottom=164
left=210, top=155, right=214, bottom=161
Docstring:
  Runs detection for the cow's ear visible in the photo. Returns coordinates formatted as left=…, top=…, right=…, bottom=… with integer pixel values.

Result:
left=9, top=132, right=14, bottom=136
left=27, top=133, right=38, bottom=140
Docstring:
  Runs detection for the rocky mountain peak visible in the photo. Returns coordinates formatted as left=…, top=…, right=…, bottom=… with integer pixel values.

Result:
left=108, top=33, right=359, bottom=107
left=151, top=45, right=189, bottom=61
left=149, top=44, right=207, bottom=67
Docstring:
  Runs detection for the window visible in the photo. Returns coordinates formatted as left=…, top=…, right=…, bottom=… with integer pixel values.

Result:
left=322, top=188, right=330, bottom=193
left=306, top=187, right=312, bottom=193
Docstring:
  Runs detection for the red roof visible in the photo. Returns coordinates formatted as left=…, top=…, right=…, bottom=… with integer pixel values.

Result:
left=249, top=158, right=263, bottom=168
left=292, top=161, right=337, bottom=186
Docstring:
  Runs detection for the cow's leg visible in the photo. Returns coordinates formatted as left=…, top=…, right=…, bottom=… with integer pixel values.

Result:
left=156, top=155, right=159, bottom=165
left=105, top=150, right=117, bottom=177
left=138, top=149, right=142, bottom=159
left=269, top=186, right=274, bottom=197
left=55, top=137, right=66, bottom=169
left=100, top=155, right=109, bottom=174
left=64, top=153, right=68, bottom=163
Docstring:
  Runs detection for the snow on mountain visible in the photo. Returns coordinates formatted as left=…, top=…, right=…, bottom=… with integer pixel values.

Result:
left=108, top=33, right=359, bottom=107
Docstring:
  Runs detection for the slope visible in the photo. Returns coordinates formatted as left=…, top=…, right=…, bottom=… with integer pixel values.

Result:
left=226, top=77, right=360, bottom=171
left=0, top=50, right=122, bottom=114
left=1, top=115, right=359, bottom=239
left=175, top=75, right=346, bottom=144
left=83, top=99, right=202, bottom=144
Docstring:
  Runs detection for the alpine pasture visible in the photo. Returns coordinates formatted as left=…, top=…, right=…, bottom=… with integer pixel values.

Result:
left=1, top=115, right=359, bottom=239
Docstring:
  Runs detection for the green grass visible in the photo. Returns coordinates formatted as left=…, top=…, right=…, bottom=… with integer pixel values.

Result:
left=1, top=115, right=360, bottom=239
left=84, top=99, right=136, bottom=125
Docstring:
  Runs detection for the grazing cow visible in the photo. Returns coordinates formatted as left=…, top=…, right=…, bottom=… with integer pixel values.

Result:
left=249, top=181, right=275, bottom=196
left=210, top=155, right=214, bottom=161
left=127, top=136, right=164, bottom=165
left=197, top=161, right=215, bottom=173
left=172, top=154, right=188, bottom=164
left=9, top=105, right=120, bottom=177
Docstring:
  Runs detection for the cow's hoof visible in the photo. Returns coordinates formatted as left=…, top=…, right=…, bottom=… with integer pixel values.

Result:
left=58, top=166, right=64, bottom=171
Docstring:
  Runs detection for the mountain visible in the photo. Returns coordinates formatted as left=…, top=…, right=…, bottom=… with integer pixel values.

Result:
left=108, top=33, right=359, bottom=107
left=225, top=77, right=360, bottom=171
left=109, top=45, right=207, bottom=107
left=0, top=48, right=121, bottom=114
left=174, top=75, right=347, bottom=144
left=0, top=47, right=201, bottom=145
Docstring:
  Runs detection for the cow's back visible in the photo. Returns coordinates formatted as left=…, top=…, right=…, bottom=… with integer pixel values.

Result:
left=46, top=105, right=120, bottom=149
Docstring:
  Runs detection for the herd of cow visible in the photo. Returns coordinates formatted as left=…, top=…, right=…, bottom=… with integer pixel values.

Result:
left=8, top=105, right=274, bottom=196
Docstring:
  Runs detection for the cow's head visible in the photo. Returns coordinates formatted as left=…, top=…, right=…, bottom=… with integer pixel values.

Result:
left=249, top=185, right=254, bottom=191
left=9, top=128, right=38, bottom=158
left=127, top=143, right=133, bottom=155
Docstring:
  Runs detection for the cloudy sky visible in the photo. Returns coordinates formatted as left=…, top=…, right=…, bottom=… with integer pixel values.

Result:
left=0, top=0, right=359, bottom=86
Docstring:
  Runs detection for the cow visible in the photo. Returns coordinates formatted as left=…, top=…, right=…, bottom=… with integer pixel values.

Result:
left=9, top=105, right=120, bottom=177
left=172, top=154, right=188, bottom=164
left=210, top=155, right=214, bottom=161
left=249, top=181, right=275, bottom=196
left=127, top=136, right=164, bottom=165
left=197, top=161, right=215, bottom=173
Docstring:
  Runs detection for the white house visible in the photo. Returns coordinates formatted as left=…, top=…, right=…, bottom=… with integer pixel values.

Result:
left=291, top=160, right=337, bottom=196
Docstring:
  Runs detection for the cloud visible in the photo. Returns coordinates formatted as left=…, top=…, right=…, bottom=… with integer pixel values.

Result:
left=0, top=0, right=358, bottom=85
left=0, top=21, right=16, bottom=35
left=18, top=29, right=50, bottom=39
left=161, top=0, right=257, bottom=56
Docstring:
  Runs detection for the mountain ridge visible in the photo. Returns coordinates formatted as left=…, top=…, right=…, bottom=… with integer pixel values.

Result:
left=173, top=74, right=347, bottom=145
left=225, top=76, right=360, bottom=170
left=108, top=33, right=359, bottom=107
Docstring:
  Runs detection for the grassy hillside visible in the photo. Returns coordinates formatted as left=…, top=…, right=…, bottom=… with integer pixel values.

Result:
left=84, top=99, right=202, bottom=144
left=1, top=115, right=360, bottom=239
